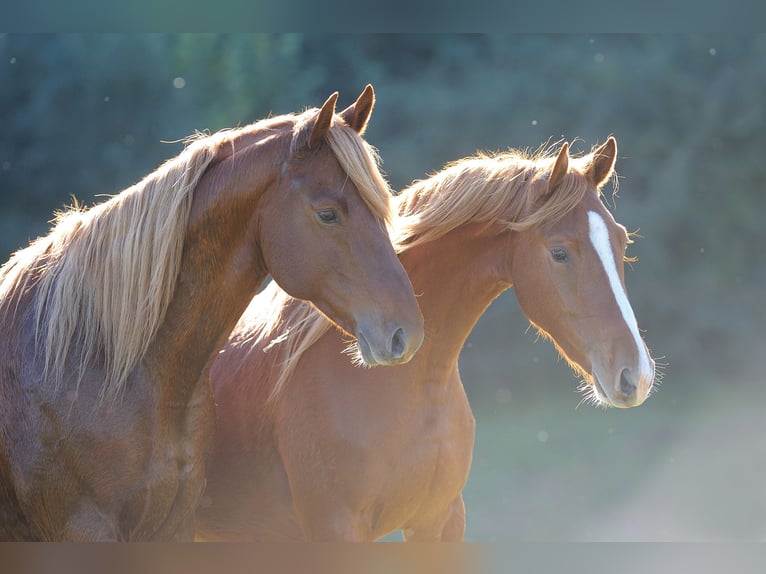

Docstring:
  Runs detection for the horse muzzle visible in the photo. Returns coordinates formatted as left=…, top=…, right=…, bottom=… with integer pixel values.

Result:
left=355, top=322, right=423, bottom=367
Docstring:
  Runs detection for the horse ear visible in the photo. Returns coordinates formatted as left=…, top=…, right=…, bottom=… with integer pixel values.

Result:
left=339, top=84, right=375, bottom=135
left=586, top=136, right=617, bottom=187
left=309, top=91, right=339, bottom=149
left=547, top=142, right=569, bottom=195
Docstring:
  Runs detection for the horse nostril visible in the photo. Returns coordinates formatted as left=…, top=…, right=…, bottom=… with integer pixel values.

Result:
left=390, top=327, right=406, bottom=359
left=619, top=368, right=636, bottom=398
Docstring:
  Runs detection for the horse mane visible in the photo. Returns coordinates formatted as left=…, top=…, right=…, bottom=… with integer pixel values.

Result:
left=247, top=142, right=617, bottom=403
left=0, top=134, right=222, bottom=402
left=391, top=144, right=610, bottom=249
left=0, top=105, right=390, bottom=404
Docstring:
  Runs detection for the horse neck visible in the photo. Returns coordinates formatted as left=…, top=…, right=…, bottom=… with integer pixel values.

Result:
left=144, top=135, right=282, bottom=403
left=398, top=223, right=510, bottom=377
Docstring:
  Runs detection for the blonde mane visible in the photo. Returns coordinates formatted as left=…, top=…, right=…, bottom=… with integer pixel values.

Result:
left=247, top=143, right=615, bottom=402
left=0, top=134, right=222, bottom=402
left=391, top=146, right=607, bottom=249
left=0, top=106, right=390, bottom=403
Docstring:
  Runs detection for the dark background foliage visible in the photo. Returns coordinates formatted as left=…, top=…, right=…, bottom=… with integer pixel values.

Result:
left=1, top=34, right=764, bottom=540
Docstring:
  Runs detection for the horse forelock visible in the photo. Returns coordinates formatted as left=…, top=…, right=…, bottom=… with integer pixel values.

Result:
left=2, top=133, right=222, bottom=403
left=290, top=108, right=393, bottom=228
left=324, top=125, right=393, bottom=228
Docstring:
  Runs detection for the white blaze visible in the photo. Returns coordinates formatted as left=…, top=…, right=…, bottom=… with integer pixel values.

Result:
left=587, top=211, right=652, bottom=376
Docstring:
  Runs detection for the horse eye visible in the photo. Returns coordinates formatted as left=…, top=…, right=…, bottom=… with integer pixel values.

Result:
left=315, top=209, right=339, bottom=224
left=551, top=247, right=569, bottom=263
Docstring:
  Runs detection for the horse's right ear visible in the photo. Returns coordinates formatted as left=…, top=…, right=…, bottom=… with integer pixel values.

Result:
left=309, top=92, right=339, bottom=149
left=339, top=84, right=375, bottom=135
left=585, top=136, right=617, bottom=187
left=547, top=142, right=570, bottom=195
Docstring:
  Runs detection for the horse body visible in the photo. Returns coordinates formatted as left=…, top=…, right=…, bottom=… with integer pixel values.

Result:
left=198, top=222, right=510, bottom=541
left=197, top=137, right=657, bottom=541
left=0, top=86, right=423, bottom=540
left=201, top=312, right=475, bottom=541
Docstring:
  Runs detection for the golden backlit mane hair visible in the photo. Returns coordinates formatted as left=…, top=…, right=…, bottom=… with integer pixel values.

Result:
left=0, top=105, right=392, bottom=403
left=245, top=143, right=616, bottom=403
left=391, top=145, right=608, bottom=249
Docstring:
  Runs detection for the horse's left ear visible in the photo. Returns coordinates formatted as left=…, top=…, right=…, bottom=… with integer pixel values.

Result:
left=547, top=141, right=569, bottom=195
left=309, top=91, right=339, bottom=149
left=586, top=136, right=617, bottom=187
left=339, top=84, right=375, bottom=135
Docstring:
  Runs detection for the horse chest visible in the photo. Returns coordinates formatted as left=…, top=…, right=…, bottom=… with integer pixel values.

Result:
left=370, top=392, right=475, bottom=532
left=39, top=379, right=213, bottom=540
left=125, top=387, right=214, bottom=539
left=131, top=430, right=207, bottom=538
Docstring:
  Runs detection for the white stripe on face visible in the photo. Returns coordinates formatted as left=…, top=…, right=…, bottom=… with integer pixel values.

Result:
left=587, top=210, right=652, bottom=376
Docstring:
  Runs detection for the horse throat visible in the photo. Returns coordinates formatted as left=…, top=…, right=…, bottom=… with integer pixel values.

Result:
left=399, top=228, right=508, bottom=371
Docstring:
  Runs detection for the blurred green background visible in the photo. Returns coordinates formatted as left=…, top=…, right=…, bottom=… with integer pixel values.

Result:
left=1, top=34, right=764, bottom=541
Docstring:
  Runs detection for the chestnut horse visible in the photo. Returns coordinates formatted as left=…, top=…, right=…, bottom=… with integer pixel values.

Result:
left=197, top=137, right=656, bottom=541
left=0, top=86, right=424, bottom=541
